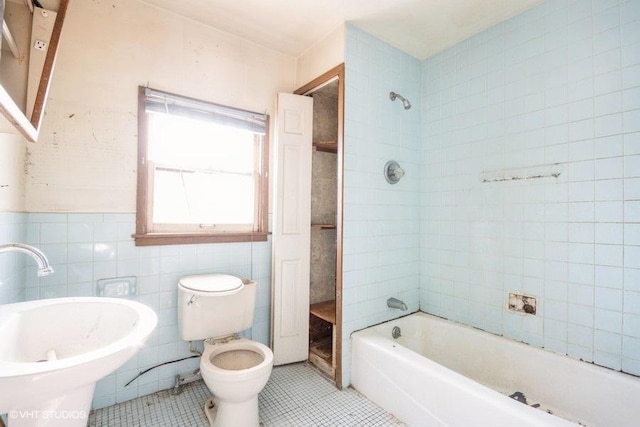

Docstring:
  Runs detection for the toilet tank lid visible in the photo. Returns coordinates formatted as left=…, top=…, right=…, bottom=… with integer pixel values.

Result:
left=179, top=274, right=243, bottom=293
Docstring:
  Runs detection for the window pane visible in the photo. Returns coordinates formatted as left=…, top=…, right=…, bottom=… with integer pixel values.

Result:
left=153, top=168, right=254, bottom=224
left=148, top=112, right=257, bottom=226
left=149, top=112, right=254, bottom=173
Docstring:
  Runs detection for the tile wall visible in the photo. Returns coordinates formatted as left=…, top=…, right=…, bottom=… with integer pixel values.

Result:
left=0, top=212, right=27, bottom=304
left=23, top=213, right=272, bottom=408
left=342, top=25, right=422, bottom=387
left=421, top=0, right=640, bottom=375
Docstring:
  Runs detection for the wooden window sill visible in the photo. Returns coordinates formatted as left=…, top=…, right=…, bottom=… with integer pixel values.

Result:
left=133, top=232, right=269, bottom=246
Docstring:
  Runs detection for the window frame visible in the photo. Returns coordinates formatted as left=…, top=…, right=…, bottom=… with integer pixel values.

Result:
left=134, top=86, right=269, bottom=246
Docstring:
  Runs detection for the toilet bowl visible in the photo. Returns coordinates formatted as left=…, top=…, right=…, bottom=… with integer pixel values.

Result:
left=200, top=337, right=273, bottom=427
left=177, top=274, right=273, bottom=427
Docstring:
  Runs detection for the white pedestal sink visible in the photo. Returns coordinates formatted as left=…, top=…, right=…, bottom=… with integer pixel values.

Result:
left=0, top=297, right=158, bottom=426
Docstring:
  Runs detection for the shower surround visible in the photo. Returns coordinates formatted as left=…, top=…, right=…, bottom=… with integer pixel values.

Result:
left=343, top=0, right=640, bottom=387
left=420, top=0, right=640, bottom=377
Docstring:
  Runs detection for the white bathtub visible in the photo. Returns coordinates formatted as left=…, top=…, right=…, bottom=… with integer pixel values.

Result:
left=351, top=312, right=640, bottom=427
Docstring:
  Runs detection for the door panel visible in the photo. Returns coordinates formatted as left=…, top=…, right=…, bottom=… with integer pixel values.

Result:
left=271, top=92, right=313, bottom=365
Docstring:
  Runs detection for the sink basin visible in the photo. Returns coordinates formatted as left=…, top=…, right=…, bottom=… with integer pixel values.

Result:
left=0, top=297, right=157, bottom=426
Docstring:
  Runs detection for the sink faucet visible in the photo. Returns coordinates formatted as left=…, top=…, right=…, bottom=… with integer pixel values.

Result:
left=0, top=243, right=54, bottom=276
left=387, top=297, right=407, bottom=311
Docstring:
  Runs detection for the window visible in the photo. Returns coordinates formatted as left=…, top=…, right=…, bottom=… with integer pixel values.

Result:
left=135, top=86, right=269, bottom=245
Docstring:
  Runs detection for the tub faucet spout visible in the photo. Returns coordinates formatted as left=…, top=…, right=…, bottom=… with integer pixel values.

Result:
left=387, top=297, right=407, bottom=311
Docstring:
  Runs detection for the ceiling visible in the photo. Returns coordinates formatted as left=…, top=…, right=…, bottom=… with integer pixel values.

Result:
left=139, top=0, right=544, bottom=60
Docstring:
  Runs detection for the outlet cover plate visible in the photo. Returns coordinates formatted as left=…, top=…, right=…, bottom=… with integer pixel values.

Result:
left=34, top=39, right=47, bottom=51
left=97, top=276, right=137, bottom=298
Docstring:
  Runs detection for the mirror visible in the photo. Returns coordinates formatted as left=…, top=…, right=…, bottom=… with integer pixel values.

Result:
left=0, top=0, right=69, bottom=142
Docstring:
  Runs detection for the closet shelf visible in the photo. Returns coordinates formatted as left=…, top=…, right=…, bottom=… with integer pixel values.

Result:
left=313, top=141, right=338, bottom=153
left=310, top=299, right=336, bottom=324
left=311, top=223, right=336, bottom=230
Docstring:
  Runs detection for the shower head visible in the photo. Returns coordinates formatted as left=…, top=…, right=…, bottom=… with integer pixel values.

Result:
left=389, top=91, right=411, bottom=110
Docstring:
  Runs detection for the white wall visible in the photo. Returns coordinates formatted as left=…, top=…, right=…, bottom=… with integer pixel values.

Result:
left=26, top=0, right=297, bottom=213
left=0, top=133, right=26, bottom=212
left=296, top=24, right=345, bottom=89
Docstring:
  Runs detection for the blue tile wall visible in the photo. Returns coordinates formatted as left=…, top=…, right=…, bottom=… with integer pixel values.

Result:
left=0, top=212, right=27, bottom=304
left=23, top=213, right=272, bottom=408
left=420, top=0, right=640, bottom=376
left=342, top=25, right=422, bottom=387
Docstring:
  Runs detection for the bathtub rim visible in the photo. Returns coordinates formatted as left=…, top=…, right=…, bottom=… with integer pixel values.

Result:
left=350, top=311, right=640, bottom=427
left=351, top=310, right=640, bottom=382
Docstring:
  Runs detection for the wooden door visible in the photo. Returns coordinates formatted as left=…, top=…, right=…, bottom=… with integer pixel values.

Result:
left=271, top=92, right=313, bottom=365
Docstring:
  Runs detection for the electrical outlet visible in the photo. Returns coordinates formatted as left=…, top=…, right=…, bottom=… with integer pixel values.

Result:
left=34, top=39, right=47, bottom=51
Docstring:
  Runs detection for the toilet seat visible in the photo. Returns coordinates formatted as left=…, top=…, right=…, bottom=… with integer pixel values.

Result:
left=201, top=338, right=273, bottom=382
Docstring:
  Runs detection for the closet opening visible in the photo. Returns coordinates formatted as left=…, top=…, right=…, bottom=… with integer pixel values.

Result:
left=295, top=64, right=344, bottom=386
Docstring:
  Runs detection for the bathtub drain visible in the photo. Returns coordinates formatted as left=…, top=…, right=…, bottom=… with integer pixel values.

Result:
left=391, top=326, right=401, bottom=339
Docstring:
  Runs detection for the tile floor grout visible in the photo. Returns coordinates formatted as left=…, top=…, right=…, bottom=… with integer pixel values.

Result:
left=89, top=362, right=406, bottom=426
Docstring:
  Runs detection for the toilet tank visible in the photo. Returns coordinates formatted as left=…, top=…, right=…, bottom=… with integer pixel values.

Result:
left=178, top=274, right=257, bottom=341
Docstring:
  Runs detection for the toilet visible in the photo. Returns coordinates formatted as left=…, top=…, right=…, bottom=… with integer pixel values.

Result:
left=178, top=274, right=273, bottom=427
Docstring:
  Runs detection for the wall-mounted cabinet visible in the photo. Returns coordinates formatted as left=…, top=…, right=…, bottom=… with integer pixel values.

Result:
left=0, top=0, right=69, bottom=142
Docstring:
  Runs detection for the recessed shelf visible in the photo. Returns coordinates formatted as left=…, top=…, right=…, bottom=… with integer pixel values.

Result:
left=310, top=299, right=336, bottom=324
left=311, top=223, right=336, bottom=230
left=313, top=140, right=337, bottom=153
